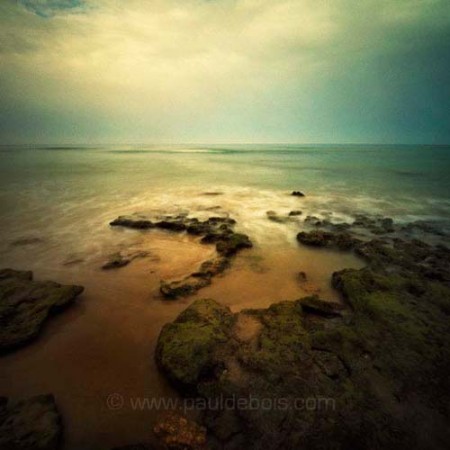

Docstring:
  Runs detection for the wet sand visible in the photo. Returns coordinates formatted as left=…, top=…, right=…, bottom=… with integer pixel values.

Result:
left=0, top=227, right=363, bottom=449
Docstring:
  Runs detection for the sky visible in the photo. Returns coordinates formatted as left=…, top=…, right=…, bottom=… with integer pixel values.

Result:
left=0, top=0, right=449, bottom=144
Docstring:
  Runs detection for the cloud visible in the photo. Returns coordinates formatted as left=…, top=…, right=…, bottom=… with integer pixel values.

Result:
left=18, top=0, right=86, bottom=17
left=0, top=0, right=449, bottom=143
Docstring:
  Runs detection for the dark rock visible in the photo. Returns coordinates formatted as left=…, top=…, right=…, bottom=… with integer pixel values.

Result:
left=300, top=295, right=344, bottom=317
left=297, top=230, right=333, bottom=246
left=101, top=251, right=149, bottom=270
left=110, top=215, right=154, bottom=229
left=297, top=271, right=307, bottom=282
left=0, top=269, right=84, bottom=352
left=102, top=253, right=130, bottom=270
left=154, top=220, right=186, bottom=232
left=266, top=211, right=288, bottom=223
left=216, top=233, right=253, bottom=256
left=160, top=276, right=211, bottom=299
left=160, top=257, right=229, bottom=299
left=291, top=191, right=305, bottom=197
left=0, top=394, right=62, bottom=450
left=201, top=192, right=223, bottom=196
left=297, top=230, right=358, bottom=250
left=288, top=210, right=302, bottom=216
left=304, top=215, right=322, bottom=226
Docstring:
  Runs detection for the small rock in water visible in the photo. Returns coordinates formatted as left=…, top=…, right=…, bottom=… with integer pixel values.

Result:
left=288, top=210, right=302, bottom=216
left=298, top=271, right=307, bottom=282
left=0, top=394, right=62, bottom=450
left=291, top=191, right=305, bottom=197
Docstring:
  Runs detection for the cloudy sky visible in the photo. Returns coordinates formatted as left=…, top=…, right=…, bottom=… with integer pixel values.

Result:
left=0, top=0, right=449, bottom=144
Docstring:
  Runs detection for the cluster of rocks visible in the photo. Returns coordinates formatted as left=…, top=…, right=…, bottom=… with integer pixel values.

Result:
left=154, top=214, right=450, bottom=449
left=0, top=270, right=83, bottom=449
left=109, top=213, right=253, bottom=299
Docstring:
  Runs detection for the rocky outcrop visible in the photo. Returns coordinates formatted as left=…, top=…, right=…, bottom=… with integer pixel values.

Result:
left=0, top=269, right=84, bottom=352
left=160, top=257, right=229, bottom=299
left=0, top=394, right=62, bottom=450
left=109, top=213, right=252, bottom=298
left=155, top=227, right=450, bottom=449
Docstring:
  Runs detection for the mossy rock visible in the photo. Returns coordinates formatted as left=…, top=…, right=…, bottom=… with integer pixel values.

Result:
left=155, top=299, right=235, bottom=391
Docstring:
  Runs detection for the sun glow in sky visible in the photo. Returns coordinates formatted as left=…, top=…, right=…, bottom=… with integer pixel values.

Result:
left=0, top=0, right=449, bottom=144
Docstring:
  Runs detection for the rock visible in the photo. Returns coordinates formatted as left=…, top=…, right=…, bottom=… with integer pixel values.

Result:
left=102, top=253, right=130, bottom=270
left=101, top=251, right=149, bottom=270
left=297, top=271, right=307, bottom=282
left=291, top=191, right=305, bottom=197
left=160, top=257, right=229, bottom=299
left=160, top=276, right=211, bottom=299
left=266, top=211, right=288, bottom=223
left=300, top=295, right=344, bottom=317
left=297, top=230, right=358, bottom=250
left=156, top=298, right=235, bottom=391
left=216, top=233, right=253, bottom=256
left=153, top=411, right=207, bottom=450
left=304, top=215, right=322, bottom=226
left=110, top=215, right=154, bottom=229
left=0, top=394, right=62, bottom=450
left=0, top=269, right=84, bottom=352
left=193, top=257, right=230, bottom=278
left=154, top=220, right=186, bottom=232
left=288, top=210, right=302, bottom=216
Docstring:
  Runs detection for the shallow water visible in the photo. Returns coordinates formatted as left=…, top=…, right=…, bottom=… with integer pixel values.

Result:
left=0, top=144, right=449, bottom=449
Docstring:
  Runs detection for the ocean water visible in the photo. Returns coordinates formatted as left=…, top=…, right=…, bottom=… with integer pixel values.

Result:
left=1, top=144, right=449, bottom=262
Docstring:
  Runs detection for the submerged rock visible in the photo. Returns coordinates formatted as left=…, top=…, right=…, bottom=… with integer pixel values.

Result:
left=291, top=191, right=305, bottom=197
left=0, top=394, right=62, bottom=450
left=0, top=269, right=84, bottom=352
left=288, top=210, right=302, bottom=216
